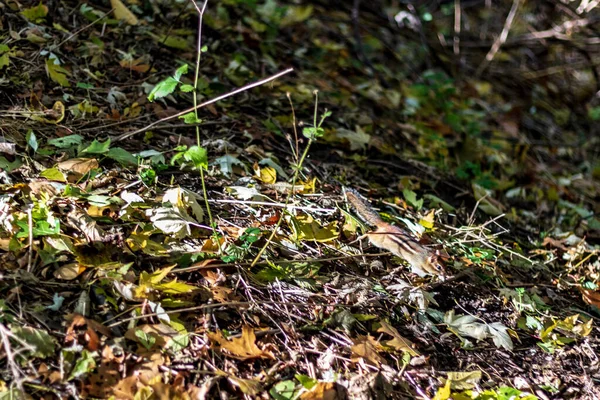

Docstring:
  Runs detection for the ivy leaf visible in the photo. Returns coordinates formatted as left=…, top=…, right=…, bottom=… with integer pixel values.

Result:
left=403, top=189, right=424, bottom=210
left=214, top=154, right=245, bottom=176
left=67, top=350, right=96, bottom=380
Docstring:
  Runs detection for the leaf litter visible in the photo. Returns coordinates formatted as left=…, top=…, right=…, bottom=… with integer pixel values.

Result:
left=0, top=0, right=599, bottom=399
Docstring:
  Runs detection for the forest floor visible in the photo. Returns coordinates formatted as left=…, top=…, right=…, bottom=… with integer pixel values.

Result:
left=0, top=0, right=599, bottom=399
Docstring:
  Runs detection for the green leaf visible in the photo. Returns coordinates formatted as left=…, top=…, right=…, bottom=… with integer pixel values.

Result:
left=40, top=167, right=67, bottom=182
left=403, top=189, right=424, bottom=210
left=179, top=112, right=202, bottom=124
left=81, top=139, right=111, bottom=154
left=183, top=145, right=208, bottom=170
left=20, top=2, right=48, bottom=22
left=0, top=54, right=9, bottom=69
left=0, top=156, right=22, bottom=172
left=48, top=134, right=83, bottom=148
left=295, top=374, right=317, bottom=390
left=135, top=329, right=156, bottom=350
left=269, top=380, right=299, bottom=400
left=76, top=82, right=94, bottom=89
left=68, top=350, right=96, bottom=380
left=11, top=326, right=56, bottom=358
left=148, top=77, right=179, bottom=102
left=201, top=45, right=208, bottom=52
left=107, top=147, right=137, bottom=166
left=180, top=84, right=195, bottom=93
left=173, top=64, right=189, bottom=80
left=302, top=126, right=324, bottom=140
left=161, top=35, right=189, bottom=50
left=155, top=280, right=197, bottom=294
left=26, top=130, right=38, bottom=152
left=214, top=154, right=245, bottom=176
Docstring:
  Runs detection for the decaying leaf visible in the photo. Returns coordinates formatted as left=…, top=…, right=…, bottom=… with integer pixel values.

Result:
left=300, top=382, right=346, bottom=400
left=376, top=320, right=419, bottom=356
left=208, top=326, right=275, bottom=360
left=444, top=310, right=514, bottom=351
left=350, top=335, right=387, bottom=367
left=110, top=0, right=139, bottom=25
left=446, top=370, right=482, bottom=390
left=57, top=158, right=99, bottom=178
left=65, top=313, right=112, bottom=351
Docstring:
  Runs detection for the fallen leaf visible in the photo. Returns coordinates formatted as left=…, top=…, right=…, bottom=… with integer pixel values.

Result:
left=110, top=0, right=139, bottom=25
left=376, top=320, right=419, bottom=356
left=57, top=158, right=99, bottom=177
left=208, top=326, right=275, bottom=360
left=350, top=335, right=387, bottom=367
left=300, top=382, right=345, bottom=400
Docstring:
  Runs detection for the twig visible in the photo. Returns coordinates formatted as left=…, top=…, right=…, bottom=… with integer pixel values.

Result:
left=453, top=0, right=461, bottom=56
left=209, top=199, right=335, bottom=213
left=476, top=0, right=521, bottom=76
left=112, top=68, right=294, bottom=142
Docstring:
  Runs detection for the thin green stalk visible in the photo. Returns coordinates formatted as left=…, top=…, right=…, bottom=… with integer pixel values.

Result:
left=189, top=0, right=218, bottom=248
left=251, top=92, right=325, bottom=267
left=250, top=141, right=313, bottom=267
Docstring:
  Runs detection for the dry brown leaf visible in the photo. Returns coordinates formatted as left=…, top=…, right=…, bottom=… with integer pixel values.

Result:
left=208, top=326, right=275, bottom=360
left=350, top=335, right=387, bottom=367
left=66, top=208, right=106, bottom=242
left=57, top=158, right=99, bottom=177
left=300, top=382, right=346, bottom=400
left=376, top=320, right=419, bottom=356
left=201, top=237, right=226, bottom=253
left=211, top=286, right=241, bottom=303
left=54, top=263, right=86, bottom=280
left=125, top=323, right=179, bottom=350
left=65, top=313, right=111, bottom=351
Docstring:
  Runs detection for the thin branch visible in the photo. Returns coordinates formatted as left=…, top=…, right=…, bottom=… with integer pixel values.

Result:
left=112, top=68, right=294, bottom=142
left=476, top=0, right=521, bottom=76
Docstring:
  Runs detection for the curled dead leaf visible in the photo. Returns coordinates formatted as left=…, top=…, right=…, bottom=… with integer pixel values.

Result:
left=208, top=326, right=275, bottom=360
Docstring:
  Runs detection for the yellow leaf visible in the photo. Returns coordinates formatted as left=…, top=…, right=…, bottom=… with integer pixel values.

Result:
left=419, top=209, right=436, bottom=230
left=446, top=371, right=482, bottom=390
left=45, top=59, right=70, bottom=87
left=154, top=279, right=197, bottom=295
left=287, top=214, right=339, bottom=243
left=54, top=263, right=86, bottom=280
left=432, top=379, right=452, bottom=400
left=110, top=0, right=139, bottom=25
left=30, top=101, right=65, bottom=124
left=143, top=264, right=176, bottom=285
left=259, top=166, right=277, bottom=184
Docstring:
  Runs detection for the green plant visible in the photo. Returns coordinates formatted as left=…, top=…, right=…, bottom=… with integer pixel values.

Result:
left=251, top=91, right=330, bottom=267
